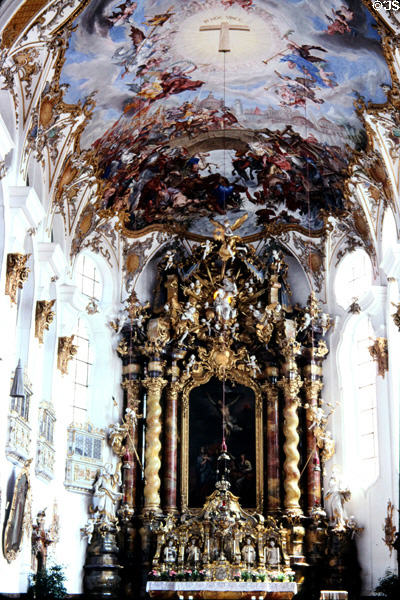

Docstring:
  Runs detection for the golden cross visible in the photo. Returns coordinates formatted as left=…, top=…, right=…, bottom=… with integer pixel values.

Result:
left=199, top=21, right=250, bottom=53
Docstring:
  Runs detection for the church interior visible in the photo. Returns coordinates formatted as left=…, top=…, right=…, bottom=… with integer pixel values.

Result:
left=1, top=1, right=400, bottom=599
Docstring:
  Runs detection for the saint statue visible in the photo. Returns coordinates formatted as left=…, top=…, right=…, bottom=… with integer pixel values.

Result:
left=325, top=471, right=351, bottom=530
left=241, top=537, right=256, bottom=566
left=163, top=539, right=177, bottom=564
left=92, top=462, right=122, bottom=527
left=187, top=538, right=201, bottom=565
left=265, top=538, right=280, bottom=566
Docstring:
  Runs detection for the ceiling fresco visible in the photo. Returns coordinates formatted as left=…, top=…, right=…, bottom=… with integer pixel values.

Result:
left=60, top=0, right=391, bottom=237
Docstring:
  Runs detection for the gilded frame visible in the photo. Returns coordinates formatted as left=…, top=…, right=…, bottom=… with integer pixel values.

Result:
left=180, top=370, right=263, bottom=514
left=3, top=460, right=31, bottom=563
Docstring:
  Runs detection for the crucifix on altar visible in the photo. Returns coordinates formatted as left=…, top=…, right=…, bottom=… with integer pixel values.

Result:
left=199, top=20, right=250, bottom=52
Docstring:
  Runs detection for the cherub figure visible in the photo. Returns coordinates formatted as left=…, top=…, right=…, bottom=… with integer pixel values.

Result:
left=246, top=354, right=261, bottom=378
left=186, top=354, right=196, bottom=376
left=81, top=517, right=96, bottom=545
left=164, top=250, right=175, bottom=270
left=202, top=239, right=212, bottom=260
left=181, top=302, right=197, bottom=323
left=201, top=317, right=213, bottom=336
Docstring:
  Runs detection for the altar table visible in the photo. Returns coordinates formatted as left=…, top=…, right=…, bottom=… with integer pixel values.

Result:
left=146, top=581, right=298, bottom=599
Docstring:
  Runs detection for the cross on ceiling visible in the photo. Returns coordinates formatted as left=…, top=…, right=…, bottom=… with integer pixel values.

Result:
left=199, top=21, right=250, bottom=53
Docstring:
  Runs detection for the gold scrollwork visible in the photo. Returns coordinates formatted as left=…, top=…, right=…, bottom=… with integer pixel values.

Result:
left=5, top=253, right=30, bottom=304
left=35, top=300, right=56, bottom=344
left=368, top=337, right=389, bottom=378
left=57, top=335, right=77, bottom=375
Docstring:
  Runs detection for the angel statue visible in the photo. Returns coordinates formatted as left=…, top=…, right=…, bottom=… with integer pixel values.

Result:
left=210, top=214, right=248, bottom=263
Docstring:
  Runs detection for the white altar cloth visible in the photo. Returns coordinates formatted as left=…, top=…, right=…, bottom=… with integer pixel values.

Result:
left=147, top=582, right=297, bottom=592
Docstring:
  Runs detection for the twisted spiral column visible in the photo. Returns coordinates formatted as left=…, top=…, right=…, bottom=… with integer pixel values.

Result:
left=142, top=377, right=167, bottom=513
left=279, top=375, right=303, bottom=515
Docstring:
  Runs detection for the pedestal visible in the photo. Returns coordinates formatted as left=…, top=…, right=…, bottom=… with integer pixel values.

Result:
left=83, top=530, right=121, bottom=599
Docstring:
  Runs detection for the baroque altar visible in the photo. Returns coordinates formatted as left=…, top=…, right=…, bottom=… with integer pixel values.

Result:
left=81, top=220, right=361, bottom=599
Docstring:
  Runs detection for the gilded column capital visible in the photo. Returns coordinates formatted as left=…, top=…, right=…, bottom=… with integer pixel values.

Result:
left=261, top=382, right=279, bottom=404
left=5, top=253, right=31, bottom=304
left=303, top=379, right=323, bottom=402
left=279, top=338, right=301, bottom=369
left=35, top=300, right=56, bottom=344
left=142, top=377, right=167, bottom=394
left=278, top=375, right=303, bottom=399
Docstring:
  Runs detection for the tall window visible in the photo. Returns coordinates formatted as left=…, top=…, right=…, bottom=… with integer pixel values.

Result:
left=10, top=393, right=30, bottom=421
left=354, top=317, right=379, bottom=485
left=70, top=319, right=93, bottom=423
left=76, top=255, right=102, bottom=301
left=335, top=249, right=372, bottom=310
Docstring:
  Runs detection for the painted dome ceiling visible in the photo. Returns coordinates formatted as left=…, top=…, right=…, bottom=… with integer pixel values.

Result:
left=60, top=0, right=391, bottom=237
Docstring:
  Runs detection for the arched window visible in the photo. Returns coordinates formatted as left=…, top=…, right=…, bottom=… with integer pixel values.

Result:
left=70, top=319, right=93, bottom=423
left=340, top=314, right=379, bottom=489
left=381, top=208, right=397, bottom=258
left=335, top=249, right=372, bottom=310
left=75, top=254, right=103, bottom=302
left=354, top=317, right=378, bottom=484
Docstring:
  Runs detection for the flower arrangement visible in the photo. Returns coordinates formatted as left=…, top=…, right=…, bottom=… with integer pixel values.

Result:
left=269, top=570, right=295, bottom=582
left=148, top=568, right=294, bottom=584
left=148, top=568, right=207, bottom=582
left=240, top=570, right=295, bottom=583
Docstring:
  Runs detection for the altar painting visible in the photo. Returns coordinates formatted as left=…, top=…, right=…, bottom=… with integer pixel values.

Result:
left=188, top=378, right=256, bottom=508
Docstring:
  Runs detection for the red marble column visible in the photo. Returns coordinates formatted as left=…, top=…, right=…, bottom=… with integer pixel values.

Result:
left=163, top=369, right=180, bottom=513
left=121, top=378, right=141, bottom=509
left=304, top=362, right=323, bottom=515
left=263, top=367, right=281, bottom=514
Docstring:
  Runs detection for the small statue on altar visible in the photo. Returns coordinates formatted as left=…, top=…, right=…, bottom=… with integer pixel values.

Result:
left=265, top=538, right=280, bottom=567
left=241, top=537, right=256, bottom=566
left=187, top=537, right=202, bottom=565
left=163, top=539, right=177, bottom=564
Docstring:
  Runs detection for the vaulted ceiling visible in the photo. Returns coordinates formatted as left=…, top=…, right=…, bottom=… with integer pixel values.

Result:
left=1, top=0, right=400, bottom=296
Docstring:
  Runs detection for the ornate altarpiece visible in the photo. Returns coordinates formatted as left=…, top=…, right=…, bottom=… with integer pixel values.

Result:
left=82, top=229, right=361, bottom=600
